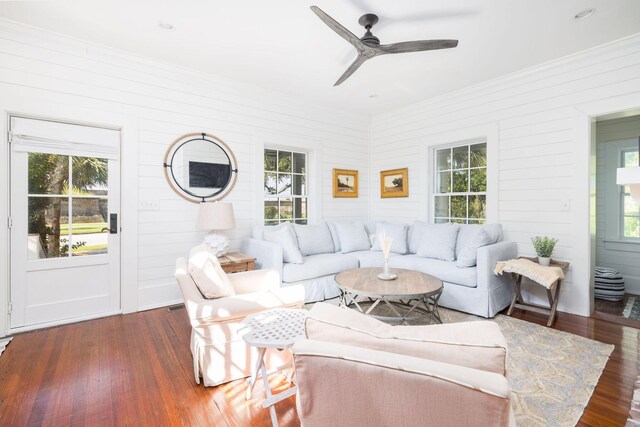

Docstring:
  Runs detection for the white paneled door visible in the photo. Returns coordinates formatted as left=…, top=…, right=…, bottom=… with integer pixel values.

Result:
left=9, top=116, right=121, bottom=330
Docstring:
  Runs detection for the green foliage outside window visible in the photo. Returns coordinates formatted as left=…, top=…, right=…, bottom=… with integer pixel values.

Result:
left=28, top=153, right=108, bottom=257
left=264, top=149, right=307, bottom=225
left=434, top=142, right=487, bottom=224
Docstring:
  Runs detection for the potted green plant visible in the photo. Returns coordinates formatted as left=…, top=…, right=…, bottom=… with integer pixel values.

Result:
left=531, top=236, right=559, bottom=266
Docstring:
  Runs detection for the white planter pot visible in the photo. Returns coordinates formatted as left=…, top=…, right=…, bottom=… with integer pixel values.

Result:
left=538, top=256, right=551, bottom=266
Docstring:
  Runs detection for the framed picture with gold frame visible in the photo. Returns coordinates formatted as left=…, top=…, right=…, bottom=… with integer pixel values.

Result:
left=333, top=168, right=358, bottom=198
left=380, top=168, right=408, bottom=198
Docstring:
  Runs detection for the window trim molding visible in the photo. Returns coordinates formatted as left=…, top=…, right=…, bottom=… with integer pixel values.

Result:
left=255, top=131, right=321, bottom=226
left=604, top=138, right=640, bottom=242
left=263, top=148, right=308, bottom=225
left=432, top=140, right=488, bottom=223
left=422, top=123, right=498, bottom=224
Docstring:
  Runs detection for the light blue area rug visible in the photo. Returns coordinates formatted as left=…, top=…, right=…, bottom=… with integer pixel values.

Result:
left=378, top=306, right=614, bottom=427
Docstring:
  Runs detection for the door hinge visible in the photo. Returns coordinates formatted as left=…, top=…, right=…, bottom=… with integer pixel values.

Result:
left=7, top=302, right=12, bottom=314
left=7, top=217, right=12, bottom=229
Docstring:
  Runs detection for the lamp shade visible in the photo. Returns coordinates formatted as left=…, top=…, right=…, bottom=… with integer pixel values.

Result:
left=617, top=166, right=640, bottom=202
left=196, top=202, right=236, bottom=230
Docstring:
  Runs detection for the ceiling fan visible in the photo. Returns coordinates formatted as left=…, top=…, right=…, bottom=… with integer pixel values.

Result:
left=310, top=5, right=459, bottom=86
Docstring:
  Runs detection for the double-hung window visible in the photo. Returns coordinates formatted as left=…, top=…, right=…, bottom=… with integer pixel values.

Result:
left=621, top=147, right=640, bottom=239
left=264, top=148, right=308, bottom=225
left=434, top=141, right=487, bottom=224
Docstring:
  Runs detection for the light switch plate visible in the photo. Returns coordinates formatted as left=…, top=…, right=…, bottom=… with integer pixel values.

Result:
left=139, top=198, right=160, bottom=210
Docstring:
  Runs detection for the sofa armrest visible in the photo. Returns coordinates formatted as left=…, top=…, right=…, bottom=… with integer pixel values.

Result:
left=477, top=241, right=518, bottom=291
left=293, top=339, right=512, bottom=427
left=228, top=268, right=281, bottom=294
left=305, top=302, right=508, bottom=375
left=241, top=238, right=283, bottom=277
left=192, top=285, right=305, bottom=325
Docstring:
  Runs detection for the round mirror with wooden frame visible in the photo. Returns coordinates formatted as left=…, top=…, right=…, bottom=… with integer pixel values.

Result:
left=163, top=132, right=238, bottom=203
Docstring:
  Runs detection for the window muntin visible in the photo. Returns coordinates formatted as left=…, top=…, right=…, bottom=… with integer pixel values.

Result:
left=264, top=149, right=307, bottom=225
left=434, top=142, right=487, bottom=224
left=622, top=148, right=640, bottom=239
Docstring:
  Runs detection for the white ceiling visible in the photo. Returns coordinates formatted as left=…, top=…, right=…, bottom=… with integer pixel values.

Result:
left=1, top=0, right=639, bottom=116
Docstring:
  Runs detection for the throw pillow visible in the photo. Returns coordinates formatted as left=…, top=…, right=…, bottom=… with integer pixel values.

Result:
left=408, top=221, right=430, bottom=254
left=456, top=228, right=494, bottom=268
left=372, top=222, right=409, bottom=254
left=416, top=223, right=460, bottom=261
left=263, top=223, right=303, bottom=264
left=455, top=223, right=502, bottom=259
left=483, top=223, right=503, bottom=243
left=294, top=222, right=335, bottom=256
left=188, top=244, right=235, bottom=299
left=327, top=222, right=341, bottom=252
left=334, top=222, right=371, bottom=253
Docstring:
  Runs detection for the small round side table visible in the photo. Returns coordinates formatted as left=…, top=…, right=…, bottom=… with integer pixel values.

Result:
left=242, top=308, right=308, bottom=427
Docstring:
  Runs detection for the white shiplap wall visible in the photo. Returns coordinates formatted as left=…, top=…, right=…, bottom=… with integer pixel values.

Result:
left=0, top=19, right=369, bottom=313
left=370, top=34, right=640, bottom=316
left=595, top=115, right=640, bottom=294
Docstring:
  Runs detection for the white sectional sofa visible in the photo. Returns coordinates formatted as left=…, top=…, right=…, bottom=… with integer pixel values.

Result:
left=241, top=221, right=517, bottom=318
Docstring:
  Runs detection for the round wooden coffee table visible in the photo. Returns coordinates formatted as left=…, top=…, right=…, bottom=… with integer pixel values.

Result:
left=335, top=268, right=443, bottom=324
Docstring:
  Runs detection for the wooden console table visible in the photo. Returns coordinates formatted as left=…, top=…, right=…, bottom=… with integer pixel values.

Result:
left=506, top=257, right=570, bottom=327
left=219, top=252, right=256, bottom=274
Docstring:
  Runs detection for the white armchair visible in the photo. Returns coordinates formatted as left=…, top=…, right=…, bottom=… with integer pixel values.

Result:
left=175, top=257, right=305, bottom=386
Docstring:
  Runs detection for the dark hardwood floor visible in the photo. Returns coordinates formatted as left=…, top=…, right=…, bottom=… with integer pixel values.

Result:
left=0, top=306, right=638, bottom=426
left=594, top=293, right=640, bottom=329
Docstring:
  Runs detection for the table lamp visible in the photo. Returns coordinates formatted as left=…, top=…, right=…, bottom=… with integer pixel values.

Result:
left=196, top=201, right=236, bottom=257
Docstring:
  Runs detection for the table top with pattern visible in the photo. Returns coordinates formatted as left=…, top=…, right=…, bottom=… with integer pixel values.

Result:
left=241, top=308, right=309, bottom=349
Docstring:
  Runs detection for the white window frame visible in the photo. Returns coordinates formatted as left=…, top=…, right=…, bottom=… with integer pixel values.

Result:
left=263, top=147, right=309, bottom=225
left=255, top=131, right=320, bottom=227
left=432, top=139, right=488, bottom=224
left=604, top=139, right=640, bottom=245
left=619, top=145, right=640, bottom=240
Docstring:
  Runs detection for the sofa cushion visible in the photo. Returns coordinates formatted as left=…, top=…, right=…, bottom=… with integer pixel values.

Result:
left=372, top=222, right=409, bottom=254
left=345, top=250, right=401, bottom=268
left=294, top=222, right=335, bottom=256
left=188, top=244, right=235, bottom=299
left=456, top=228, right=494, bottom=268
left=282, top=253, right=358, bottom=283
left=263, top=223, right=303, bottom=264
left=415, top=223, right=460, bottom=261
left=455, top=224, right=503, bottom=259
left=304, top=303, right=508, bottom=375
left=389, top=255, right=477, bottom=288
left=407, top=221, right=427, bottom=254
left=334, top=222, right=371, bottom=253
left=327, top=222, right=341, bottom=252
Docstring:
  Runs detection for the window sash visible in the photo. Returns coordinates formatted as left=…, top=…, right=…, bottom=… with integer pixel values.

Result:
left=264, top=148, right=308, bottom=225
left=433, top=142, right=487, bottom=223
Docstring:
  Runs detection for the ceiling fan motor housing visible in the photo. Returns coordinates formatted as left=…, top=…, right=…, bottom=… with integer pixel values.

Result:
left=358, top=13, right=380, bottom=46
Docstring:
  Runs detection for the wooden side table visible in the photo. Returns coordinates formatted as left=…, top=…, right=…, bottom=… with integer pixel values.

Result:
left=219, top=252, right=256, bottom=274
left=506, top=257, right=570, bottom=327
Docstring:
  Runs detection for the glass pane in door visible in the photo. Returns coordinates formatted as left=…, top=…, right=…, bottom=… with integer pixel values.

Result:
left=27, top=154, right=110, bottom=259
left=71, top=198, right=109, bottom=256
left=71, top=157, right=108, bottom=195
left=28, top=153, right=69, bottom=194
left=27, top=197, right=69, bottom=259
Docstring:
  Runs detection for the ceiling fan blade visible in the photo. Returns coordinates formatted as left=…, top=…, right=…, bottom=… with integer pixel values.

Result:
left=334, top=54, right=368, bottom=86
left=378, top=39, right=458, bottom=54
left=310, top=5, right=366, bottom=52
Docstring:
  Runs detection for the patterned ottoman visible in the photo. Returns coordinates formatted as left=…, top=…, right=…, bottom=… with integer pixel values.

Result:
left=594, top=266, right=625, bottom=301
